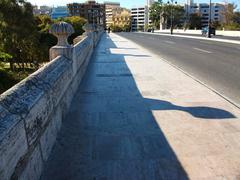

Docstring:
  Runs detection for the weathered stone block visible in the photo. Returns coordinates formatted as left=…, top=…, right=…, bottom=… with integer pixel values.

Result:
left=50, top=46, right=73, bottom=61
left=19, top=145, right=43, bottom=180
left=72, top=36, right=92, bottom=76
left=40, top=106, right=62, bottom=161
left=0, top=75, right=45, bottom=117
left=24, top=92, right=53, bottom=146
left=46, top=57, right=73, bottom=107
left=0, top=106, right=28, bottom=180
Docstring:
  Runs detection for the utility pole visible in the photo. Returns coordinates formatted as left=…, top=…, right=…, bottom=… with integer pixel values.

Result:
left=208, top=0, right=212, bottom=38
left=171, top=0, right=174, bottom=34
left=168, top=0, right=177, bottom=35
left=186, top=0, right=189, bottom=28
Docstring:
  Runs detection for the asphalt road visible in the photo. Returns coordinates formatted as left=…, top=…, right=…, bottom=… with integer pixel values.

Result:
left=118, top=32, right=240, bottom=106
left=155, top=31, right=240, bottom=41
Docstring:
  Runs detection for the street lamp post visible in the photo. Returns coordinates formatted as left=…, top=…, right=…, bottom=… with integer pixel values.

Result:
left=170, top=0, right=173, bottom=34
left=207, top=0, right=212, bottom=38
left=168, top=0, right=177, bottom=35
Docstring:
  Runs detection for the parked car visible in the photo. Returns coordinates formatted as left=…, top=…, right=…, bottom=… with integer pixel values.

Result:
left=202, top=27, right=216, bottom=36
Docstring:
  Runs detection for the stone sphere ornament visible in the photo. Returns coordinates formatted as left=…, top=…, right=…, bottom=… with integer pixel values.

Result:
left=50, top=22, right=74, bottom=46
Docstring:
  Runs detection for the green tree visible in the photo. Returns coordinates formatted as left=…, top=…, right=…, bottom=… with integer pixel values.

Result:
left=149, top=2, right=185, bottom=29
left=161, top=4, right=185, bottom=28
left=233, top=11, right=240, bottom=24
left=149, top=1, right=163, bottom=29
left=59, top=16, right=87, bottom=44
left=189, top=13, right=202, bottom=29
left=0, top=0, right=40, bottom=71
left=35, top=15, right=57, bottom=62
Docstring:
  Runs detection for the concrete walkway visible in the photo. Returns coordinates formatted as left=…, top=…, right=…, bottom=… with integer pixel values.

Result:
left=41, top=33, right=240, bottom=180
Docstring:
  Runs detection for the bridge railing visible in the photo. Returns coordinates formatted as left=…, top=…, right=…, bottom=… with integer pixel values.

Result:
left=0, top=22, right=103, bottom=180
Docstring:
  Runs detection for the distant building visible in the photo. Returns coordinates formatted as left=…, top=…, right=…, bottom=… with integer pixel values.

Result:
left=112, top=9, right=131, bottom=29
left=67, top=0, right=106, bottom=28
left=33, top=5, right=52, bottom=15
left=185, top=2, right=228, bottom=27
left=131, top=7, right=147, bottom=31
left=131, top=0, right=154, bottom=31
left=146, top=0, right=155, bottom=7
left=104, top=1, right=121, bottom=28
left=51, top=6, right=69, bottom=19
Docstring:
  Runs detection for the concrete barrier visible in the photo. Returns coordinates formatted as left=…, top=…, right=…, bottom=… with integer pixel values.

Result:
left=0, top=22, right=103, bottom=180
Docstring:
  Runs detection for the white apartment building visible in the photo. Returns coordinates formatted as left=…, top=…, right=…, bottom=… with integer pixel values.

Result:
left=104, top=2, right=121, bottom=28
left=185, top=2, right=226, bottom=27
left=131, top=7, right=148, bottom=31
left=131, top=0, right=154, bottom=31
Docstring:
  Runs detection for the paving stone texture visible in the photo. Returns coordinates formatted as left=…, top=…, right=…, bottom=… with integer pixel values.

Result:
left=41, top=33, right=240, bottom=180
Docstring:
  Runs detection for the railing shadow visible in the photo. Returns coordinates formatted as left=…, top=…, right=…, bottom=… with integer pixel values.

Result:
left=41, top=33, right=236, bottom=180
left=145, top=98, right=235, bottom=119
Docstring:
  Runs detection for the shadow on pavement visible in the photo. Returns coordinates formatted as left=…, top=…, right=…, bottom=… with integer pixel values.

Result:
left=145, top=98, right=235, bottom=119
left=41, top=33, right=236, bottom=180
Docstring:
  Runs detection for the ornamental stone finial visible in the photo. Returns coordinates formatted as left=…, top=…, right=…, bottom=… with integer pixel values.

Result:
left=49, top=22, right=74, bottom=60
left=50, top=21, right=74, bottom=46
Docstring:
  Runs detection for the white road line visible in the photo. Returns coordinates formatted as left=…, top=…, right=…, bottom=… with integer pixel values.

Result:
left=193, top=47, right=212, bottom=53
left=200, top=41, right=213, bottom=44
left=165, top=40, right=176, bottom=44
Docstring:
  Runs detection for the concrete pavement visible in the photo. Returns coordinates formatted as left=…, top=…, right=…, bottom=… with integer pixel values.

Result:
left=118, top=32, right=240, bottom=107
left=41, top=33, right=240, bottom=180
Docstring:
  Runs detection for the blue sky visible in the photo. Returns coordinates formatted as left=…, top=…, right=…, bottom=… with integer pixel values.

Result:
left=27, top=0, right=240, bottom=9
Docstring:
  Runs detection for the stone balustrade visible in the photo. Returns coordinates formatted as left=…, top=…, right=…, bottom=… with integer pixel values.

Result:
left=0, top=22, right=103, bottom=180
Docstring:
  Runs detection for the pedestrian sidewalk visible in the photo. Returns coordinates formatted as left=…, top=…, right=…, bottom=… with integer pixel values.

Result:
left=41, top=33, right=240, bottom=180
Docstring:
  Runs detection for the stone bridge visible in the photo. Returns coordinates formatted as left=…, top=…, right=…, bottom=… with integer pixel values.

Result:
left=1, top=22, right=240, bottom=180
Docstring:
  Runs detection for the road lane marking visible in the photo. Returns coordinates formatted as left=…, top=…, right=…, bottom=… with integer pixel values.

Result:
left=193, top=47, right=212, bottom=53
left=164, top=40, right=176, bottom=44
left=200, top=41, right=213, bottom=44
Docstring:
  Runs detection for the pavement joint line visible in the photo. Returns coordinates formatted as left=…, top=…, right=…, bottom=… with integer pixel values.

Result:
left=115, top=33, right=240, bottom=110
left=137, top=32, right=240, bottom=45
left=193, top=47, right=212, bottom=53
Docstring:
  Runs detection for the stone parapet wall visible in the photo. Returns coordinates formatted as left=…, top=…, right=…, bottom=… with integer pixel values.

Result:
left=0, top=23, right=103, bottom=180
